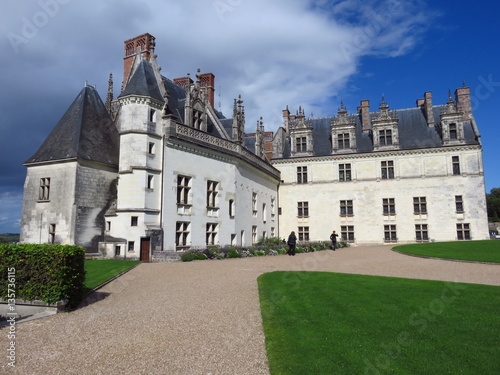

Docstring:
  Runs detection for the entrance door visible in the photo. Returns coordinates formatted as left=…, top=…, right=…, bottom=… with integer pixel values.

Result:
left=140, top=237, right=151, bottom=262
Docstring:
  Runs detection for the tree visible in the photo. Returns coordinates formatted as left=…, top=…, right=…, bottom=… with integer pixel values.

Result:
left=486, top=188, right=500, bottom=222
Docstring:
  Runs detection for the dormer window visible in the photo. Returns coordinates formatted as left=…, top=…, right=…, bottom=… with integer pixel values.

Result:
left=449, top=123, right=457, bottom=139
left=379, top=129, right=392, bottom=146
left=338, top=133, right=350, bottom=149
left=372, top=96, right=399, bottom=151
left=331, top=102, right=356, bottom=154
left=296, top=137, right=307, bottom=152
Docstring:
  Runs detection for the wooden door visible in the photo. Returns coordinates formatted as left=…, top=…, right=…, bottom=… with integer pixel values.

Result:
left=140, top=237, right=150, bottom=262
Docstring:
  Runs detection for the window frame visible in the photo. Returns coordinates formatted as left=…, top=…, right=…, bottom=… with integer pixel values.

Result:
left=382, top=198, right=396, bottom=215
left=297, top=166, right=308, bottom=184
left=413, top=197, right=427, bottom=214
left=297, top=201, right=309, bottom=217
left=381, top=160, right=395, bottom=179
left=340, top=200, right=353, bottom=216
left=339, top=163, right=352, bottom=182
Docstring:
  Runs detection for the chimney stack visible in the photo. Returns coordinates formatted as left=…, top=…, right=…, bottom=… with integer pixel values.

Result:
left=455, top=83, right=472, bottom=120
left=122, top=33, right=156, bottom=90
left=199, top=73, right=215, bottom=108
left=423, top=91, right=434, bottom=127
left=358, top=100, right=370, bottom=132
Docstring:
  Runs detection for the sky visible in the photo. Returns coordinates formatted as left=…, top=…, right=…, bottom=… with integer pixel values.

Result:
left=0, top=0, right=499, bottom=234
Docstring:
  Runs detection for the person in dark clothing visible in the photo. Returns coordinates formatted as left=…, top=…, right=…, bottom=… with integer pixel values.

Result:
left=330, top=230, right=338, bottom=250
left=287, top=231, right=297, bottom=256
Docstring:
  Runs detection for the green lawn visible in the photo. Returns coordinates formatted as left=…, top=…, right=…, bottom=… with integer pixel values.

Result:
left=258, top=271, right=500, bottom=375
left=394, top=240, right=500, bottom=263
left=84, top=260, right=140, bottom=292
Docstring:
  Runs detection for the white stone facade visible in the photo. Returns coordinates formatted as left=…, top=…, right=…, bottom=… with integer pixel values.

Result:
left=274, top=145, right=489, bottom=244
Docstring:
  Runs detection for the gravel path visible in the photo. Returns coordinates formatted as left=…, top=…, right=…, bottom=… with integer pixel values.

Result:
left=1, top=245, right=499, bottom=374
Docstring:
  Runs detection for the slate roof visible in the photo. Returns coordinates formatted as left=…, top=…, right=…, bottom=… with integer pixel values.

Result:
left=119, top=60, right=164, bottom=102
left=25, top=86, right=119, bottom=165
left=282, top=105, right=480, bottom=158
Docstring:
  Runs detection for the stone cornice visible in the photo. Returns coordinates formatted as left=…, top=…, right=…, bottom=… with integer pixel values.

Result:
left=271, top=144, right=482, bottom=165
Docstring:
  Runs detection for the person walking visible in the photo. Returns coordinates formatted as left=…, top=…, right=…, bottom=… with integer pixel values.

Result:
left=330, top=230, right=338, bottom=251
left=287, top=231, right=297, bottom=256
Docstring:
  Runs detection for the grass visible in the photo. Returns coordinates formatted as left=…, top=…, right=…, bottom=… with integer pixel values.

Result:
left=258, top=271, right=500, bottom=375
left=394, top=240, right=500, bottom=263
left=84, top=259, right=140, bottom=292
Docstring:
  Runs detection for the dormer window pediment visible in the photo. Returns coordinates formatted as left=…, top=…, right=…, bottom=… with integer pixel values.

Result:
left=331, top=102, right=357, bottom=154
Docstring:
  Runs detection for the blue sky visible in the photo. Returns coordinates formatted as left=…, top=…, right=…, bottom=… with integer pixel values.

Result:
left=0, top=0, right=499, bottom=234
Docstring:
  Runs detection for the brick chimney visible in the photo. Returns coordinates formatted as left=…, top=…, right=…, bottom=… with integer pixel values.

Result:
left=199, top=73, right=215, bottom=108
left=173, top=73, right=215, bottom=108
left=455, top=84, right=472, bottom=120
left=357, top=100, right=370, bottom=132
left=173, top=76, right=194, bottom=90
left=122, top=33, right=156, bottom=90
left=423, top=91, right=434, bottom=127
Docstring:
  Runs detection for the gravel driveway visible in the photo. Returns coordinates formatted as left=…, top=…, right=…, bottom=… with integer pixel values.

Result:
left=1, top=245, right=499, bottom=374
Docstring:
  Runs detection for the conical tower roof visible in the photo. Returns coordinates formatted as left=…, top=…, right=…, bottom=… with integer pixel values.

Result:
left=118, top=59, right=164, bottom=101
left=25, top=85, right=119, bottom=166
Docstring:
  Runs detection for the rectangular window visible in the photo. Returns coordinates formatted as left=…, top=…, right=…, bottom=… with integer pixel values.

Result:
left=229, top=199, right=235, bottom=218
left=128, top=241, right=135, bottom=252
left=379, top=129, right=392, bottom=146
left=298, top=226, right=309, bottom=241
left=384, top=225, right=397, bottom=242
left=149, top=108, right=156, bottom=123
left=271, top=198, right=276, bottom=219
left=341, top=225, right=354, bottom=242
left=413, top=197, right=427, bottom=214
left=449, top=123, right=457, bottom=139
left=252, top=225, right=257, bottom=244
left=415, top=224, right=429, bottom=241
left=207, top=180, right=218, bottom=208
left=115, top=245, right=121, bottom=256
left=176, top=221, right=190, bottom=248
left=206, top=223, right=218, bottom=245
left=339, top=163, right=352, bottom=182
left=297, top=201, right=309, bottom=217
left=452, top=156, right=460, bottom=175
left=147, top=175, right=154, bottom=190
left=297, top=166, right=308, bottom=184
left=382, top=198, right=396, bottom=215
left=455, top=195, right=464, bottom=212
left=177, top=175, right=191, bottom=205
left=338, top=133, right=350, bottom=149
left=340, top=200, right=353, bottom=216
left=49, top=224, right=56, bottom=244
left=271, top=227, right=275, bottom=237
left=252, top=192, right=258, bottom=218
left=131, top=216, right=138, bottom=226
left=457, top=223, right=470, bottom=240
left=39, top=177, right=50, bottom=200
left=106, top=221, right=111, bottom=231
left=381, top=161, right=394, bottom=179
left=262, top=203, right=267, bottom=223
left=296, top=136, right=307, bottom=152
left=148, top=142, right=155, bottom=155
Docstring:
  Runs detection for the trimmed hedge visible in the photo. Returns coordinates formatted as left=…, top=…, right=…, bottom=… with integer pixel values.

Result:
left=0, top=244, right=86, bottom=309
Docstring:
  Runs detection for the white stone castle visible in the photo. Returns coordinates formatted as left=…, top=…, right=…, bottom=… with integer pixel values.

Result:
left=20, top=33, right=489, bottom=260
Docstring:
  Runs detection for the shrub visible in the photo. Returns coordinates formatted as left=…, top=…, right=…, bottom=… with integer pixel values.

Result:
left=0, top=244, right=85, bottom=309
left=257, top=237, right=283, bottom=246
left=226, top=247, right=242, bottom=258
left=180, top=250, right=207, bottom=262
